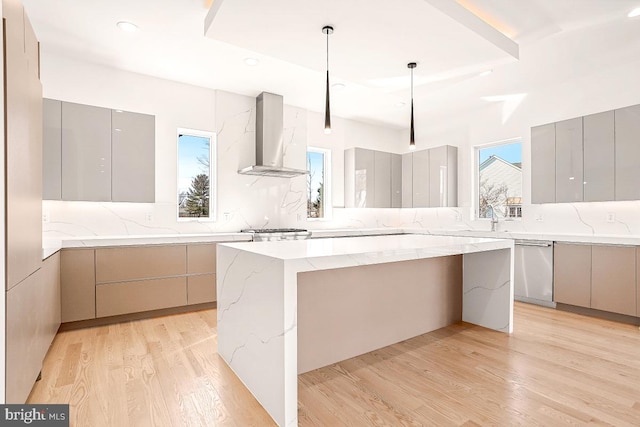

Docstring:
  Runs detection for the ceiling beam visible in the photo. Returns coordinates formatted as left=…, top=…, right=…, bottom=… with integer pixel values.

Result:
left=423, top=0, right=519, bottom=59
left=204, top=0, right=226, bottom=36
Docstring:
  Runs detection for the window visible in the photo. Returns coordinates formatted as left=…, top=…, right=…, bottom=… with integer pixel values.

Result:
left=307, top=147, right=331, bottom=219
left=177, top=129, right=216, bottom=220
left=477, top=141, right=522, bottom=219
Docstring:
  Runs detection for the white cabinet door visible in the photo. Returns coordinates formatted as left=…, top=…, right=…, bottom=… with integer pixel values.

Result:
left=531, top=123, right=556, bottom=204
left=402, top=153, right=413, bottom=208
left=412, top=149, right=430, bottom=208
left=43, top=98, right=62, bottom=200
left=373, top=151, right=391, bottom=208
left=583, top=111, right=614, bottom=202
left=112, top=110, right=155, bottom=202
left=555, top=117, right=583, bottom=203
left=61, top=101, right=112, bottom=201
left=615, top=105, right=640, bottom=201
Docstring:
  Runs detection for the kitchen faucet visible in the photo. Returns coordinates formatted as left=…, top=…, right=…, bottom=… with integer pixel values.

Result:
left=488, top=204, right=499, bottom=232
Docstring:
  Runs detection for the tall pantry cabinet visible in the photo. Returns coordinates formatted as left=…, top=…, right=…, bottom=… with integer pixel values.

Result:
left=3, top=0, right=60, bottom=403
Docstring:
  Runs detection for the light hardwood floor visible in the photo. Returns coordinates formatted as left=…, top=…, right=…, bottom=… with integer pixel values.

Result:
left=29, top=303, right=640, bottom=426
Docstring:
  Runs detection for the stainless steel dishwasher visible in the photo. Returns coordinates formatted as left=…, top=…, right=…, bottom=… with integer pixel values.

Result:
left=514, top=240, right=555, bottom=308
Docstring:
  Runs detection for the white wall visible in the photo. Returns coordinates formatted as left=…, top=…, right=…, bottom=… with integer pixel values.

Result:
left=41, top=52, right=408, bottom=236
left=405, top=18, right=640, bottom=236
left=42, top=14, right=640, bottom=238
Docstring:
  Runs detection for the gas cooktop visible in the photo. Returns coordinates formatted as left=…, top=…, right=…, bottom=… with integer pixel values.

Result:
left=241, top=228, right=308, bottom=233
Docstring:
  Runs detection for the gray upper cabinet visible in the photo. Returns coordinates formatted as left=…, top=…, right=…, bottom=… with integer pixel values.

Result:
left=43, top=98, right=62, bottom=200
left=391, top=153, right=402, bottom=208
left=555, top=117, right=583, bottom=203
left=373, top=151, right=391, bottom=208
left=428, top=145, right=457, bottom=207
left=401, top=153, right=413, bottom=208
left=344, top=148, right=375, bottom=208
left=531, top=123, right=556, bottom=204
left=112, top=110, right=155, bottom=202
left=44, top=99, right=156, bottom=202
left=583, top=111, right=614, bottom=202
left=533, top=103, right=640, bottom=204
left=614, top=105, right=640, bottom=201
left=412, top=149, right=430, bottom=208
left=61, top=101, right=112, bottom=201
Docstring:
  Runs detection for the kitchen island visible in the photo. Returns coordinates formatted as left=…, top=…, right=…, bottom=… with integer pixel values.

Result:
left=217, top=234, right=514, bottom=426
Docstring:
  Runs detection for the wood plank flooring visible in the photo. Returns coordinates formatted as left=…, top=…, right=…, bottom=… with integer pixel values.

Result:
left=28, top=303, right=640, bottom=426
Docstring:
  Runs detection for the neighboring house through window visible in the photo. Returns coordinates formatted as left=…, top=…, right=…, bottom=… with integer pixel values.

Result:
left=307, top=147, right=331, bottom=219
left=477, top=141, right=522, bottom=219
left=177, top=129, right=216, bottom=220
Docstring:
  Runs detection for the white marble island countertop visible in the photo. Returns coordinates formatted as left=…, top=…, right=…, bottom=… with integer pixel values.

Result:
left=221, top=233, right=513, bottom=267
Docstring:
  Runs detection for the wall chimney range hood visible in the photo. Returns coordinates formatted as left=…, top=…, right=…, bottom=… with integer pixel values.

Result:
left=238, top=92, right=309, bottom=178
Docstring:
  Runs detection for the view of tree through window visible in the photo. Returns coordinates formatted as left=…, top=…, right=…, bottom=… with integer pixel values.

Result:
left=307, top=148, right=329, bottom=219
left=478, top=141, right=522, bottom=219
left=178, top=130, right=215, bottom=220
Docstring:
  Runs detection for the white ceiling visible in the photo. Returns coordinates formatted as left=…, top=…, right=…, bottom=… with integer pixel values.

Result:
left=21, top=0, right=640, bottom=129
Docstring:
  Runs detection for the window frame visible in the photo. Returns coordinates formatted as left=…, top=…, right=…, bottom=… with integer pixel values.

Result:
left=176, top=128, right=216, bottom=222
left=306, top=146, right=332, bottom=221
left=474, top=137, right=522, bottom=221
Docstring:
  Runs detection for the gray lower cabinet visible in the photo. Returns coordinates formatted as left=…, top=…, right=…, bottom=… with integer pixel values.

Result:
left=401, top=153, right=413, bottom=208
left=637, top=249, right=640, bottom=317
left=614, top=104, right=640, bottom=201
left=6, top=253, right=60, bottom=403
left=112, top=110, right=155, bottom=202
left=60, top=249, right=97, bottom=322
left=553, top=243, right=591, bottom=308
left=531, top=123, right=556, bottom=204
left=554, top=243, right=638, bottom=318
left=583, top=111, right=614, bottom=202
left=555, top=117, right=583, bottom=203
left=591, top=245, right=636, bottom=317
left=43, top=98, right=62, bottom=200
left=428, top=145, right=457, bottom=207
left=61, top=101, right=112, bottom=201
left=412, top=149, right=430, bottom=208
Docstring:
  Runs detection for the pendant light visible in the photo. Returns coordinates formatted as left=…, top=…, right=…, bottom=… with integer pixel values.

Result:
left=322, top=25, right=334, bottom=134
left=408, top=62, right=417, bottom=150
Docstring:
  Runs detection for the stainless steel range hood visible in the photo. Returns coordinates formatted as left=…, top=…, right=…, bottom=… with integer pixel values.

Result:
left=238, top=92, right=309, bottom=178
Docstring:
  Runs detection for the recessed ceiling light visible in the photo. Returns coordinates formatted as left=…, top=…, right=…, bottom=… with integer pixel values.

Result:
left=244, top=57, right=259, bottom=66
left=331, top=83, right=345, bottom=90
left=395, top=102, right=406, bottom=108
left=478, top=70, right=493, bottom=77
left=629, top=7, right=640, bottom=18
left=117, top=21, right=139, bottom=32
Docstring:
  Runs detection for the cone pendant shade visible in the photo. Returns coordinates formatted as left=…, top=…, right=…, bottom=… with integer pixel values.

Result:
left=408, top=62, right=417, bottom=150
left=323, top=26, right=334, bottom=134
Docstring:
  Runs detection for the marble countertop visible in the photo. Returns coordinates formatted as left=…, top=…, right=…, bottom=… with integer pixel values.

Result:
left=219, top=234, right=513, bottom=265
left=310, top=228, right=640, bottom=245
left=41, top=227, right=640, bottom=261
left=42, top=232, right=252, bottom=259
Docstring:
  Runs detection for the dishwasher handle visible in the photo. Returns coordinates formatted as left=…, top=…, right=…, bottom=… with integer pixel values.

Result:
left=515, top=240, right=553, bottom=247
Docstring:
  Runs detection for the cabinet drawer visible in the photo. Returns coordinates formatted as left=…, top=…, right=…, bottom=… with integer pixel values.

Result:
left=188, top=274, right=216, bottom=305
left=96, top=245, right=186, bottom=283
left=187, top=244, right=216, bottom=274
left=96, top=277, right=187, bottom=318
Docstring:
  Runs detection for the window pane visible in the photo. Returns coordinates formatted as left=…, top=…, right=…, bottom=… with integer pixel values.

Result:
left=307, top=150, right=325, bottom=218
left=478, top=142, right=522, bottom=219
left=178, top=132, right=212, bottom=219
